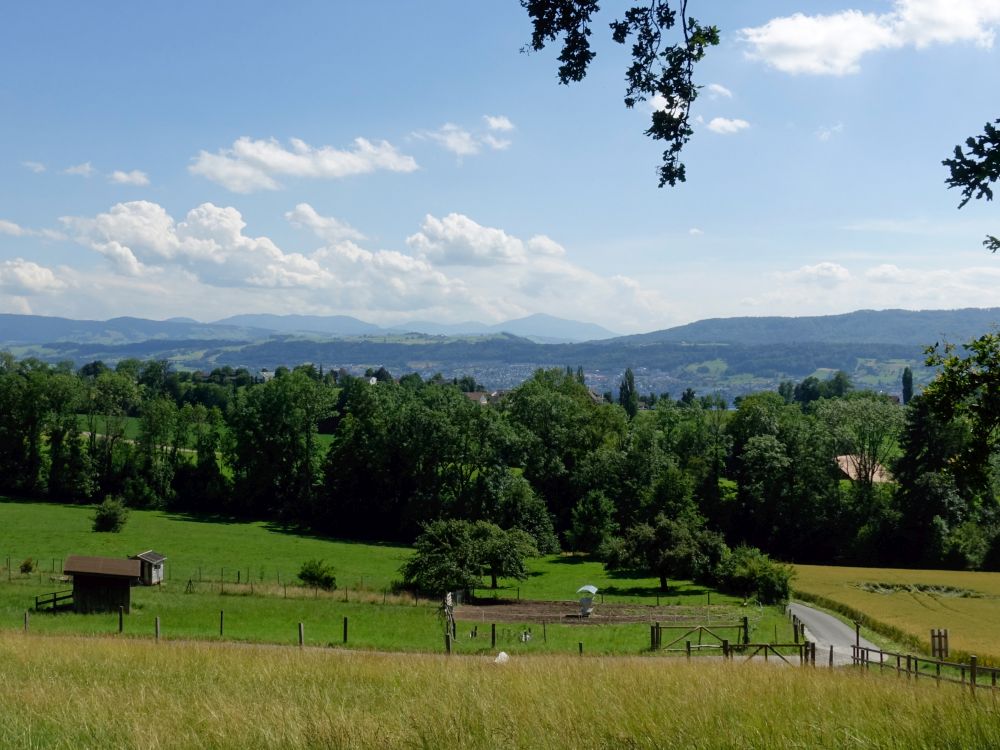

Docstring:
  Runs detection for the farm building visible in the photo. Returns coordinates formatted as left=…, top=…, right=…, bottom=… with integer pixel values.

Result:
left=131, top=550, right=167, bottom=585
left=62, top=555, right=140, bottom=614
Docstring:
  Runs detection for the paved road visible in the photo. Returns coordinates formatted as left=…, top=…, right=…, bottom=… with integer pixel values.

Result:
left=788, top=601, right=879, bottom=667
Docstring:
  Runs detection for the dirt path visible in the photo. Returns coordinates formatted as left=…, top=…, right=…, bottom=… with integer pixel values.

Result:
left=455, top=599, right=740, bottom=625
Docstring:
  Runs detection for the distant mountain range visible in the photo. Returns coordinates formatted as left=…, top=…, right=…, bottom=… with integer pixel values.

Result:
left=213, top=313, right=619, bottom=343
left=3, top=307, right=998, bottom=401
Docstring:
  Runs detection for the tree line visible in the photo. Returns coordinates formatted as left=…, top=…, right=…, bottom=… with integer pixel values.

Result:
left=1, top=335, right=999, bottom=580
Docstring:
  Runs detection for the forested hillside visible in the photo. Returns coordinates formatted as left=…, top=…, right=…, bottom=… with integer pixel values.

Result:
left=2, top=335, right=997, bottom=574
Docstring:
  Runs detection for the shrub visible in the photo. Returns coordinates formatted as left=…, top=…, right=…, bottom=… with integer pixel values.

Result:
left=19, top=558, right=35, bottom=575
left=713, top=546, right=793, bottom=604
left=298, top=559, right=337, bottom=590
left=92, top=496, right=129, bottom=533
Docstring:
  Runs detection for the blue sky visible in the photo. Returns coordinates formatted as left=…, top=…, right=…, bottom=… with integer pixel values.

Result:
left=1, top=1, right=999, bottom=334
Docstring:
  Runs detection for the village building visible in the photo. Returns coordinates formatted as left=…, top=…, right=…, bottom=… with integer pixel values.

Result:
left=131, top=550, right=167, bottom=585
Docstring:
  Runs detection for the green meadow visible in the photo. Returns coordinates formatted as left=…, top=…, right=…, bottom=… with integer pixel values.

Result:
left=0, top=498, right=792, bottom=653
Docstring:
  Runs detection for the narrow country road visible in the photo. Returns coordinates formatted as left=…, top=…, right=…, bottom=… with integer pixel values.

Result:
left=788, top=601, right=879, bottom=667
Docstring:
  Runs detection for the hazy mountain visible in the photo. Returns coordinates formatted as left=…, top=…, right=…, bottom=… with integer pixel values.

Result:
left=213, top=314, right=382, bottom=337
left=618, top=308, right=1000, bottom=347
left=392, top=313, right=618, bottom=342
left=0, top=314, right=266, bottom=345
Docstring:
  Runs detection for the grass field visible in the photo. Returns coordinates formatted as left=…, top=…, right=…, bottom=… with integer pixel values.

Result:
left=0, top=498, right=792, bottom=654
left=794, top=564, right=1000, bottom=664
left=1, top=632, right=997, bottom=749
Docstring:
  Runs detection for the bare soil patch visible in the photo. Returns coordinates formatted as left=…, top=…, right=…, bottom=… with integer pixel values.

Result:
left=455, top=598, right=740, bottom=625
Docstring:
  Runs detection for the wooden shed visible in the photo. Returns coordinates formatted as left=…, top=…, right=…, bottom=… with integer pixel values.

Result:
left=131, top=550, right=167, bottom=585
left=63, top=555, right=140, bottom=614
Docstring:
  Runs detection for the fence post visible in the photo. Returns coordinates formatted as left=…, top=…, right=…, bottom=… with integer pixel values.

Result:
left=155, top=616, right=160, bottom=642
left=722, top=639, right=729, bottom=659
left=742, top=616, right=749, bottom=644
left=491, top=623, right=496, bottom=648
left=118, top=605, right=124, bottom=633
left=23, top=610, right=29, bottom=632
left=906, top=654, right=911, bottom=680
left=971, top=656, right=978, bottom=694
left=578, top=642, right=583, bottom=656
left=299, top=622, right=304, bottom=648
left=343, top=616, right=348, bottom=644
left=829, top=644, right=834, bottom=668
left=445, top=632, right=452, bottom=654
left=543, top=621, right=547, bottom=643
left=220, top=609, right=224, bottom=637
left=854, top=621, right=860, bottom=650
left=686, top=640, right=691, bottom=660
left=650, top=625, right=656, bottom=651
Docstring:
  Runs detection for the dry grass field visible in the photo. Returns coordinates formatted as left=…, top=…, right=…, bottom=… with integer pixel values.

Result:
left=2, top=631, right=999, bottom=749
left=794, top=564, right=1000, bottom=663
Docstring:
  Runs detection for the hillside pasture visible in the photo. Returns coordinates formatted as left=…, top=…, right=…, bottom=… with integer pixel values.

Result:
left=794, top=564, right=1000, bottom=664
left=0, top=499, right=792, bottom=653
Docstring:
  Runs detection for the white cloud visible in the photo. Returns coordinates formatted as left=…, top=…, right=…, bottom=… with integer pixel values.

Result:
left=780, top=262, right=852, bottom=287
left=816, top=122, right=844, bottom=141
left=64, top=161, right=95, bottom=177
left=0, top=219, right=65, bottom=241
left=484, top=115, right=515, bottom=131
left=707, top=117, right=750, bottom=134
left=0, top=258, right=66, bottom=294
left=706, top=83, right=733, bottom=99
left=408, top=213, right=530, bottom=265
left=54, top=201, right=671, bottom=332
left=415, top=120, right=512, bottom=157
left=109, top=169, right=150, bottom=186
left=742, top=1, right=1000, bottom=75
left=22, top=161, right=45, bottom=173
left=286, top=203, right=366, bottom=243
left=0, top=219, right=27, bottom=237
left=689, top=228, right=704, bottom=236
left=189, top=136, right=418, bottom=193
left=417, top=123, right=482, bottom=157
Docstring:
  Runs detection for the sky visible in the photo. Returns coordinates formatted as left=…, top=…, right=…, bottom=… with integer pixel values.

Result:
left=1, top=0, right=999, bottom=334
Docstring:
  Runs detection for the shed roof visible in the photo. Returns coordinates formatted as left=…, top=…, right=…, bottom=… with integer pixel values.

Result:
left=63, top=555, right=141, bottom=578
left=133, top=550, right=166, bottom=564
left=835, top=455, right=893, bottom=483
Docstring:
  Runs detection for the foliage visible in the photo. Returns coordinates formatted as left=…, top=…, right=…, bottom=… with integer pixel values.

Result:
left=943, top=118, right=999, bottom=252
left=713, top=546, right=793, bottom=604
left=297, top=559, right=337, bottom=590
left=18, top=558, right=34, bottom=575
left=92, top=496, right=129, bottom=533
left=521, top=0, right=719, bottom=187
left=400, top=519, right=538, bottom=595
left=618, top=367, right=638, bottom=419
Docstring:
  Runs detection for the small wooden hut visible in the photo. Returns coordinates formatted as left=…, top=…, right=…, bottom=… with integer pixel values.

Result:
left=131, top=550, right=167, bottom=585
left=62, top=555, right=140, bottom=614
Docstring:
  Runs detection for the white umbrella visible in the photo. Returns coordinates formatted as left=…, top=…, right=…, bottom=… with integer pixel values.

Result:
left=577, top=585, right=598, bottom=595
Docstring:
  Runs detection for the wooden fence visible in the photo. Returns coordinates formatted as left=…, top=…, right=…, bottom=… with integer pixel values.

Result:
left=851, top=645, right=999, bottom=692
left=650, top=617, right=749, bottom=651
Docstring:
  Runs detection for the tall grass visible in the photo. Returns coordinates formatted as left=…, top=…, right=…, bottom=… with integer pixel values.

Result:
left=1, top=632, right=997, bottom=749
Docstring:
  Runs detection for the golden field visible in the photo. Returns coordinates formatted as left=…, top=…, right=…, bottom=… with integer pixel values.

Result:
left=1, top=631, right=999, bottom=749
left=794, top=564, right=1000, bottom=663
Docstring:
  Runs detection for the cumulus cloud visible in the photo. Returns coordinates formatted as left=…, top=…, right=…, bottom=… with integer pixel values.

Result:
left=415, top=116, right=515, bottom=157
left=407, top=214, right=565, bottom=266
left=742, top=1, right=1000, bottom=75
left=189, top=136, right=418, bottom=193
left=707, top=83, right=733, bottom=99
left=0, top=258, right=66, bottom=294
left=64, top=162, right=95, bottom=177
left=22, top=161, right=45, bottom=173
left=780, top=262, right=852, bottom=287
left=285, top=203, right=366, bottom=243
left=56, top=201, right=669, bottom=331
left=0, top=219, right=27, bottom=237
left=707, top=117, right=750, bottom=134
left=484, top=115, right=515, bottom=131
left=0, top=219, right=66, bottom=241
left=109, top=169, right=150, bottom=186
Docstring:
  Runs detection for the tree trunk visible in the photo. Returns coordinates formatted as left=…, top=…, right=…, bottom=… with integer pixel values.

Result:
left=491, top=573, right=498, bottom=589
left=659, top=574, right=668, bottom=592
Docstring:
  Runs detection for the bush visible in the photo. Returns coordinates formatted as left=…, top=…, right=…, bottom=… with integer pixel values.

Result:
left=298, top=559, right=337, bottom=590
left=92, top=496, right=129, bottom=533
left=713, top=546, right=793, bottom=604
left=19, top=558, right=35, bottom=575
